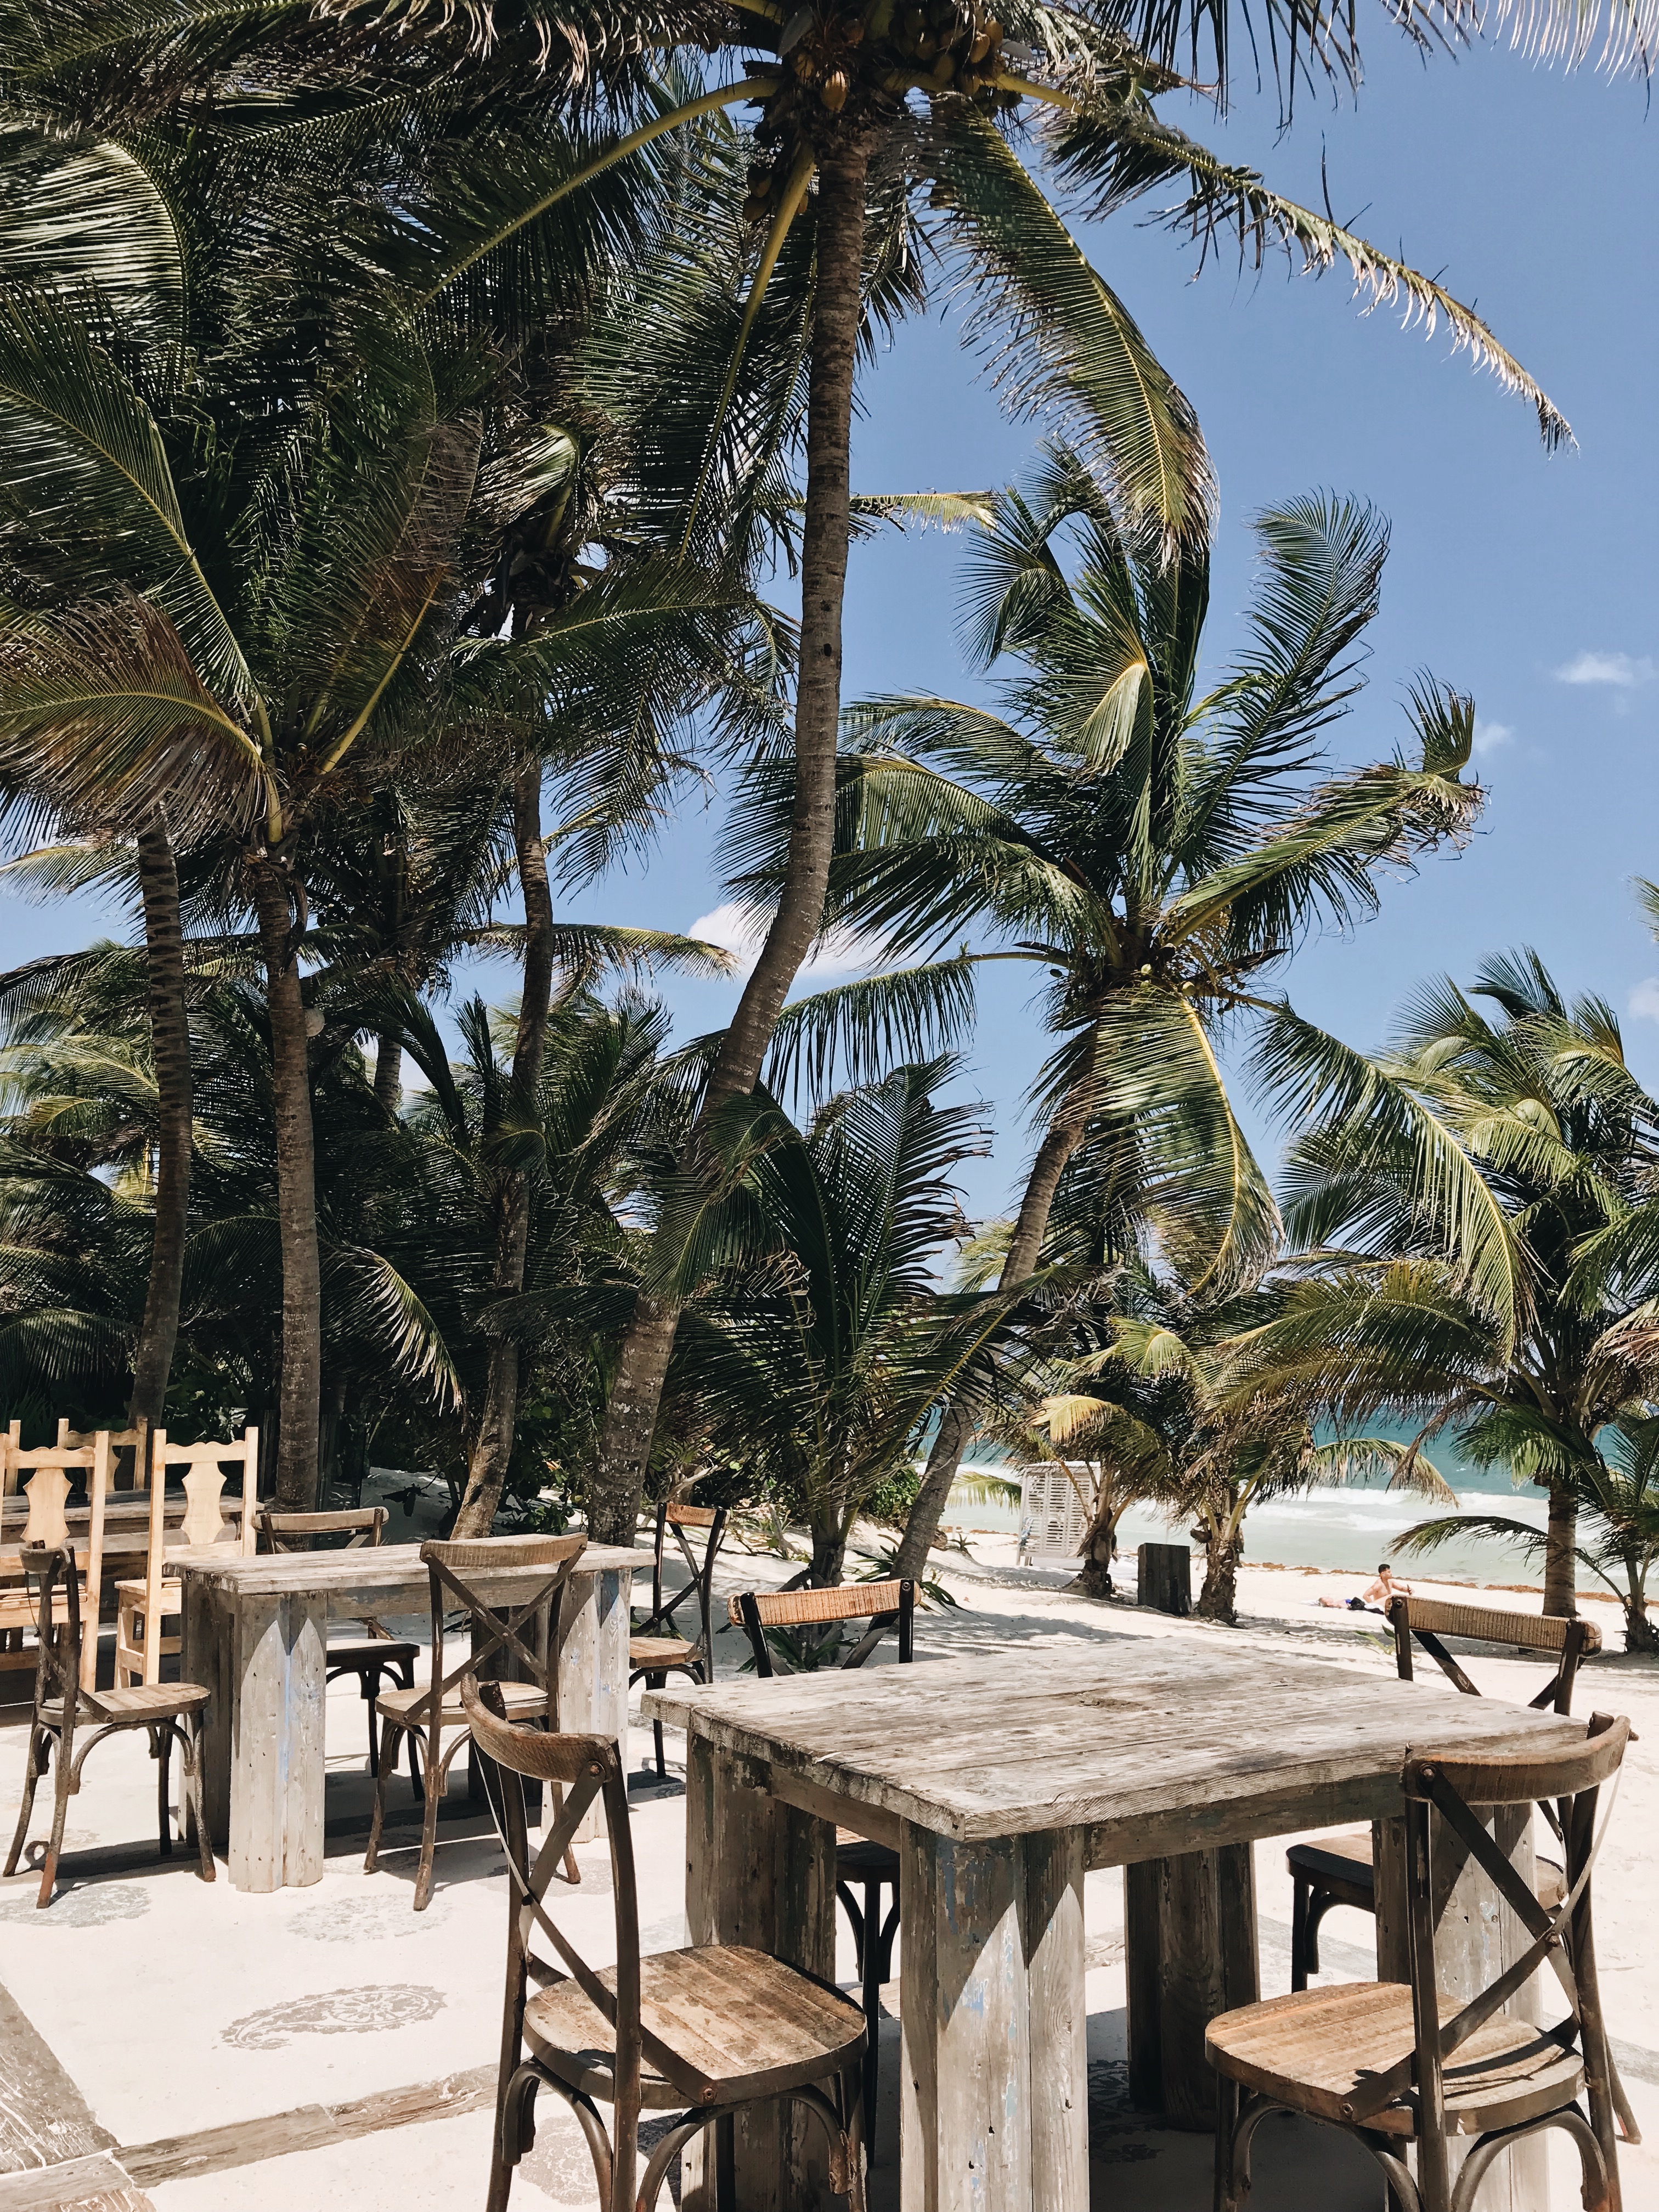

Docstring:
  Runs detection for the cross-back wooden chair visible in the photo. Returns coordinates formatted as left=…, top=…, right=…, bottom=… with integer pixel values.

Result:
left=4, top=1543, right=215, bottom=1906
left=730, top=1577, right=915, bottom=2134
left=1211, top=1713, right=1630, bottom=2212
left=461, top=1674, right=867, bottom=2212
left=114, top=1427, right=259, bottom=1686
left=628, top=1499, right=727, bottom=1780
left=1288, top=1597, right=1602, bottom=1989
left=365, top=1534, right=587, bottom=1912
left=253, top=1506, right=418, bottom=1775
left=1, top=1431, right=113, bottom=1692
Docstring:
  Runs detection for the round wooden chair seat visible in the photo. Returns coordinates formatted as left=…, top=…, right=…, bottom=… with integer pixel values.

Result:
left=41, top=1681, right=210, bottom=1722
left=1205, top=1982, right=1585, bottom=2136
left=523, top=1944, right=866, bottom=2108
left=629, top=1635, right=696, bottom=1669
left=375, top=1678, right=548, bottom=1725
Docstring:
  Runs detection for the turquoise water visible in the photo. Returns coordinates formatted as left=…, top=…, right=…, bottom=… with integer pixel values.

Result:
left=945, top=1459, right=1558, bottom=1588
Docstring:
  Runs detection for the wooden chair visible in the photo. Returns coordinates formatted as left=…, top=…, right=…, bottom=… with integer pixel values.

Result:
left=365, top=1534, right=587, bottom=1912
left=4, top=1543, right=215, bottom=1907
left=1288, top=1596, right=1601, bottom=1990
left=253, top=1506, right=418, bottom=1775
left=628, top=1499, right=727, bottom=1780
left=730, top=1578, right=915, bottom=2135
left=1, top=1431, right=114, bottom=1692
left=113, top=1427, right=258, bottom=1687
left=461, top=1672, right=867, bottom=2212
left=1210, top=1713, right=1630, bottom=2212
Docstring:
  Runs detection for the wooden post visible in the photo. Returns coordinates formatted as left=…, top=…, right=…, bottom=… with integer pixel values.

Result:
left=181, top=1575, right=233, bottom=1848
left=227, top=1590, right=329, bottom=1891
left=1375, top=1805, right=1548, bottom=2211
left=682, top=1730, right=837, bottom=2210
left=898, top=1821, right=1088, bottom=2212
left=1124, top=1843, right=1257, bottom=2128
left=557, top=1564, right=630, bottom=1842
left=1136, top=1543, right=1192, bottom=1617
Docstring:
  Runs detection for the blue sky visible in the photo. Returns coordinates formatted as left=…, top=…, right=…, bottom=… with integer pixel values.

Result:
left=6, top=32, right=1656, bottom=1223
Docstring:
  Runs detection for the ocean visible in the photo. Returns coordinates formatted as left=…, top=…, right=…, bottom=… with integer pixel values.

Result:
left=945, top=1459, right=1560, bottom=1588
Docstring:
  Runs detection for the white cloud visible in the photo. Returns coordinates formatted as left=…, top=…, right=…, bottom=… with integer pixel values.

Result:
left=688, top=901, right=887, bottom=983
left=1628, top=979, right=1659, bottom=1024
left=1555, top=651, right=1656, bottom=689
left=1471, top=716, right=1513, bottom=757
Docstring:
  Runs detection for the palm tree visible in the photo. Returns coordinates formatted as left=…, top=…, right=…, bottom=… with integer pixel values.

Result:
left=744, top=449, right=1483, bottom=1575
left=1037, top=1255, right=1452, bottom=1620
left=18, top=0, right=1577, bottom=1543
left=1236, top=952, right=1659, bottom=1616
left=643, top=1058, right=1016, bottom=1583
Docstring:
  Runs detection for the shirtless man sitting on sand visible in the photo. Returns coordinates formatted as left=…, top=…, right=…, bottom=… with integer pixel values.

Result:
left=1318, top=1562, right=1410, bottom=1612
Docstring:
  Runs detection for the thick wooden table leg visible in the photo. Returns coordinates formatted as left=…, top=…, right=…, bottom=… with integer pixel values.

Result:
left=899, top=1822, right=1087, bottom=2212
left=226, top=1591, right=328, bottom=1891
left=181, top=1576, right=232, bottom=1852
left=1376, top=1807, right=1548, bottom=2212
left=557, top=1565, right=631, bottom=1843
left=1124, top=1843, right=1257, bottom=2129
left=682, top=1730, right=837, bottom=2211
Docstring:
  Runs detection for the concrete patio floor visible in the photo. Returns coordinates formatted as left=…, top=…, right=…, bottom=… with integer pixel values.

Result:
left=4, top=1541, right=1658, bottom=2211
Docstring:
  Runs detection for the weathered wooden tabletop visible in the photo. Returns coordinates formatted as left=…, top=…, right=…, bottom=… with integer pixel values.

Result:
left=177, top=1539, right=645, bottom=1605
left=645, top=1641, right=1592, bottom=1859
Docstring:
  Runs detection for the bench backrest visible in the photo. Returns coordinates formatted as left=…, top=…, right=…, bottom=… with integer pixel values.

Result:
left=1390, top=1593, right=1598, bottom=1716
left=729, top=1577, right=915, bottom=1677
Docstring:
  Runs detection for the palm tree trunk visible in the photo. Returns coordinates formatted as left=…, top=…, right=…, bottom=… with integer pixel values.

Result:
left=1542, top=1479, right=1578, bottom=1617
left=584, top=139, right=872, bottom=1548
left=373, top=1035, right=402, bottom=1111
left=1195, top=1509, right=1241, bottom=1624
left=452, top=759, right=557, bottom=1538
left=128, top=811, right=190, bottom=1446
left=1072, top=1497, right=1122, bottom=1599
left=892, top=1067, right=1096, bottom=1580
left=252, top=855, right=323, bottom=1511
left=1623, top=1564, right=1658, bottom=1653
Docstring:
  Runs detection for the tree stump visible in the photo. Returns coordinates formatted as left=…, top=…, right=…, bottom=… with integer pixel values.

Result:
left=1137, top=1542, right=1192, bottom=1617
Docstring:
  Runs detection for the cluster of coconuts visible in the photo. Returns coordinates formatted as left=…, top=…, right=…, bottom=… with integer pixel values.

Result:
left=741, top=2, right=1013, bottom=223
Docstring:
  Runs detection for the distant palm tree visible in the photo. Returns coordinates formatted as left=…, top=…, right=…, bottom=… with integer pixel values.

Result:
left=1036, top=1252, right=1451, bottom=1620
left=649, top=1058, right=1016, bottom=1583
left=744, top=447, right=1482, bottom=1573
left=1236, top=952, right=1659, bottom=1615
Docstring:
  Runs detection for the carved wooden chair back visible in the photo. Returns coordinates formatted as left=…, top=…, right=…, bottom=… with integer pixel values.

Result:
left=57, top=1419, right=143, bottom=1486
left=119, top=1427, right=258, bottom=1686
left=729, top=1577, right=915, bottom=1677
left=1386, top=1715, right=1629, bottom=2210
left=0, top=1434, right=114, bottom=1690
left=1, top=1417, right=17, bottom=1495
left=1390, top=1593, right=1599, bottom=1716
left=255, top=1505, right=388, bottom=1552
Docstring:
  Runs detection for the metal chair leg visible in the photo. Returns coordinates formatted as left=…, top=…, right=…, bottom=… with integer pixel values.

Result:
left=1290, top=1871, right=1311, bottom=1990
left=155, top=1722, right=174, bottom=1857
left=715, top=2111, right=737, bottom=2212
left=5, top=1723, right=47, bottom=1877
left=860, top=1876, right=883, bottom=2146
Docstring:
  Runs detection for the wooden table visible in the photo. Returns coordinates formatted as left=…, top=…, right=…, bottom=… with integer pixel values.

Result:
left=646, top=1643, right=1592, bottom=2212
left=179, top=1541, right=644, bottom=1892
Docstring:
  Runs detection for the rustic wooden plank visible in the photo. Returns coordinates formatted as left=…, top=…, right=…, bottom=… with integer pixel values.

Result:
left=118, top=2065, right=498, bottom=2187
left=764, top=1763, right=904, bottom=1851
left=175, top=1541, right=643, bottom=1602
left=180, top=1575, right=232, bottom=1847
left=646, top=1651, right=1590, bottom=1846
left=1023, top=1827, right=1087, bottom=2209
left=555, top=1565, right=630, bottom=1843
left=1123, top=1844, right=1259, bottom=2128
left=0, top=2153, right=148, bottom=2212
left=0, top=1982, right=151, bottom=2211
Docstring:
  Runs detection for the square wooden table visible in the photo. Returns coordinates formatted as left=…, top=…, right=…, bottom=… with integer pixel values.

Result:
left=646, top=1642, right=1593, bottom=2212
left=179, top=1541, right=644, bottom=1892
